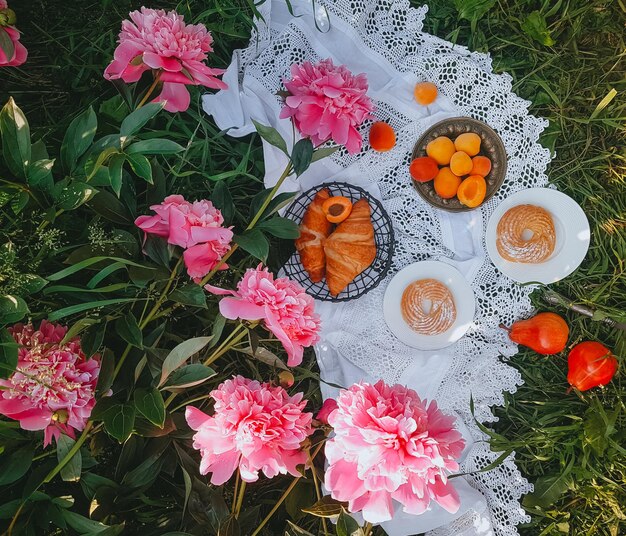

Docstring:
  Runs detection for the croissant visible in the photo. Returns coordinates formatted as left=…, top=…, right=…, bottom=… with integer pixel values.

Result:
left=324, top=198, right=377, bottom=296
left=295, top=188, right=333, bottom=282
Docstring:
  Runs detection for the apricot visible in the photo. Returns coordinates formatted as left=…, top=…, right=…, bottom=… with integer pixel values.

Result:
left=322, top=196, right=352, bottom=224
left=449, top=151, right=473, bottom=176
left=414, top=82, right=438, bottom=105
left=434, top=167, right=462, bottom=199
left=457, top=175, right=487, bottom=208
left=470, top=155, right=492, bottom=177
left=426, top=136, right=455, bottom=165
left=454, top=132, right=481, bottom=156
left=369, top=121, right=396, bottom=152
left=409, top=156, right=438, bottom=182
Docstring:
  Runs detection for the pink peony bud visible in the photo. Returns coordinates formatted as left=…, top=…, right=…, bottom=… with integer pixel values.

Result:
left=315, top=398, right=338, bottom=425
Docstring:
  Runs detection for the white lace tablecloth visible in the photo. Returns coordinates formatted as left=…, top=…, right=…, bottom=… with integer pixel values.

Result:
left=203, top=1, right=548, bottom=534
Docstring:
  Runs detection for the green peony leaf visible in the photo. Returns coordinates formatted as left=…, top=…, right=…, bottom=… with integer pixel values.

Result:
left=158, top=336, right=214, bottom=387
left=252, top=119, right=288, bottom=156
left=61, top=106, right=97, bottom=173
left=0, top=294, right=29, bottom=325
left=169, top=284, right=208, bottom=309
left=134, top=388, right=166, bottom=428
left=257, top=216, right=300, bottom=239
left=91, top=398, right=136, bottom=442
left=162, top=364, right=216, bottom=390
left=115, top=312, right=143, bottom=348
left=234, top=229, right=269, bottom=262
left=126, top=139, right=184, bottom=155
left=126, top=153, right=153, bottom=184
left=291, top=138, right=314, bottom=176
left=120, top=102, right=164, bottom=137
left=0, top=444, right=34, bottom=486
left=0, top=327, right=18, bottom=379
left=0, top=97, right=31, bottom=179
left=56, top=435, right=82, bottom=482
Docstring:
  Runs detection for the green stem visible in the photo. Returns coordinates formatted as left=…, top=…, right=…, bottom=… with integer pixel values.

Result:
left=7, top=502, right=25, bottom=536
left=112, top=258, right=183, bottom=382
left=112, top=344, right=132, bottom=381
left=203, top=323, right=247, bottom=366
left=231, top=470, right=240, bottom=514
left=136, top=71, right=162, bottom=110
left=245, top=162, right=293, bottom=231
left=32, top=450, right=55, bottom=462
left=363, top=522, right=374, bottom=536
left=168, top=393, right=213, bottom=413
left=234, top=480, right=247, bottom=519
left=309, top=447, right=329, bottom=536
left=139, top=256, right=184, bottom=330
left=250, top=439, right=326, bottom=536
left=206, top=329, right=250, bottom=367
left=37, top=209, right=64, bottom=233
left=251, top=477, right=299, bottom=536
left=150, top=303, right=180, bottom=322
left=198, top=160, right=294, bottom=286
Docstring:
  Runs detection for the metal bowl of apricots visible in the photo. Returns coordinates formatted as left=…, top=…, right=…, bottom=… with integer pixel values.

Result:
left=410, top=117, right=507, bottom=212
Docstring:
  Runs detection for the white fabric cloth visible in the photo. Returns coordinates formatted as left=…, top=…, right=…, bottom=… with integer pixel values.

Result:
left=202, top=1, right=547, bottom=534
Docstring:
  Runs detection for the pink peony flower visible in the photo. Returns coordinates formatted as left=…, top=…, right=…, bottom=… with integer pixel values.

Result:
left=104, top=7, right=227, bottom=112
left=279, top=59, right=374, bottom=154
left=315, top=398, right=338, bottom=425
left=135, top=194, right=233, bottom=281
left=0, top=321, right=101, bottom=446
left=206, top=265, right=321, bottom=367
left=324, top=381, right=466, bottom=523
left=0, top=3, right=28, bottom=67
left=185, top=375, right=313, bottom=484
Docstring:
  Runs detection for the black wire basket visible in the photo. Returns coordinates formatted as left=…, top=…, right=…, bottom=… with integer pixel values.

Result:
left=283, top=182, right=395, bottom=302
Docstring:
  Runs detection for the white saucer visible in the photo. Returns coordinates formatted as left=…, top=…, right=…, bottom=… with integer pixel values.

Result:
left=485, top=188, right=590, bottom=284
left=383, top=261, right=476, bottom=350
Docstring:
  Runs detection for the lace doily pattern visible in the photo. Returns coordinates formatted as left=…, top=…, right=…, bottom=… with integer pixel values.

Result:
left=226, top=1, right=545, bottom=534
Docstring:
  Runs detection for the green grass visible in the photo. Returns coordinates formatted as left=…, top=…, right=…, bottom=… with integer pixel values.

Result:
left=2, top=0, right=625, bottom=535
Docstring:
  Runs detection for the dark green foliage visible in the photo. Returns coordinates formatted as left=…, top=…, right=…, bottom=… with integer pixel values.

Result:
left=0, top=1, right=623, bottom=535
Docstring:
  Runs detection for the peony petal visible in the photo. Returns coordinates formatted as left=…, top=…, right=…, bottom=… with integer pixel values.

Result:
left=143, top=52, right=182, bottom=72
left=160, top=70, right=196, bottom=84
left=204, top=284, right=236, bottom=296
left=219, top=298, right=266, bottom=321
left=17, top=410, right=53, bottom=431
left=360, top=490, right=394, bottom=523
left=185, top=406, right=211, bottom=430
left=154, top=82, right=191, bottom=113
left=326, top=458, right=367, bottom=502
left=430, top=477, right=461, bottom=513
left=189, top=226, right=233, bottom=247
left=393, top=482, right=429, bottom=515
left=43, top=425, right=60, bottom=448
left=209, top=449, right=241, bottom=485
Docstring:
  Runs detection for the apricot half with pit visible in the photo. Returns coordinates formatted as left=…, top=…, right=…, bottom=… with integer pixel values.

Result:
left=322, top=196, right=353, bottom=224
left=457, top=175, right=487, bottom=208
